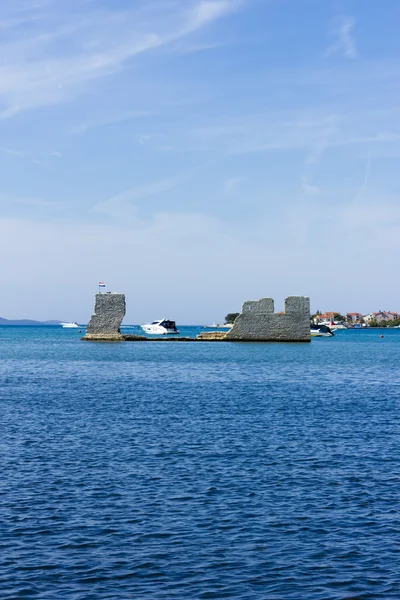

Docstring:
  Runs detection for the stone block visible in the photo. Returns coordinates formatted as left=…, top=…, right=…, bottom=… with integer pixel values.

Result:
left=83, top=293, right=126, bottom=341
left=226, top=296, right=310, bottom=342
left=242, top=298, right=274, bottom=313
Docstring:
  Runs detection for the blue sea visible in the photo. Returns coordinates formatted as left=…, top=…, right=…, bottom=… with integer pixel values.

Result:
left=1, top=326, right=399, bottom=599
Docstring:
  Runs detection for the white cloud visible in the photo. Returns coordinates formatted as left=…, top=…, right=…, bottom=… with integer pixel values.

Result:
left=326, top=16, right=357, bottom=60
left=301, top=177, right=320, bottom=195
left=184, top=0, right=241, bottom=32
left=0, top=145, right=63, bottom=162
left=0, top=211, right=252, bottom=322
left=0, top=0, right=246, bottom=118
left=93, top=178, right=180, bottom=218
left=70, top=110, right=151, bottom=135
left=0, top=190, right=62, bottom=209
left=351, top=147, right=372, bottom=202
left=190, top=104, right=400, bottom=159
left=174, top=40, right=227, bottom=54
left=0, top=145, right=24, bottom=157
left=0, top=1, right=399, bottom=321
left=224, top=177, right=245, bottom=194
left=1, top=200, right=399, bottom=322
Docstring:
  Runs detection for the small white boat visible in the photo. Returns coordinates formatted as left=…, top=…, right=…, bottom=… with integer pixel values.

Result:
left=311, top=325, right=334, bottom=337
left=60, top=322, right=79, bottom=328
left=141, top=319, right=179, bottom=335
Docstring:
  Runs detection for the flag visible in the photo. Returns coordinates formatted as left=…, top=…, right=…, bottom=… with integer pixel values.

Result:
left=99, top=282, right=105, bottom=287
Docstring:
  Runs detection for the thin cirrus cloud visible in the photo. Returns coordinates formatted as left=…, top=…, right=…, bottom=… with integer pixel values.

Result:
left=0, top=145, right=24, bottom=157
left=0, top=0, right=399, bottom=319
left=70, top=110, right=153, bottom=135
left=325, top=16, right=358, bottom=59
left=191, top=104, right=400, bottom=162
left=92, top=178, right=180, bottom=219
left=0, top=0, right=245, bottom=118
left=224, top=177, right=245, bottom=194
left=301, top=177, right=320, bottom=196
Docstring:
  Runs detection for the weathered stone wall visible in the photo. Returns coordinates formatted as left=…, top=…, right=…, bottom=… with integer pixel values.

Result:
left=83, top=293, right=126, bottom=341
left=225, top=296, right=310, bottom=342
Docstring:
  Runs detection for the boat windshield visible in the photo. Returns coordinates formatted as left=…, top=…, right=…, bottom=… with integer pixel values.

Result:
left=161, top=320, right=177, bottom=330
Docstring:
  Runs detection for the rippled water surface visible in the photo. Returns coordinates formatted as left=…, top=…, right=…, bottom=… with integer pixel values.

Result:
left=1, top=327, right=399, bottom=599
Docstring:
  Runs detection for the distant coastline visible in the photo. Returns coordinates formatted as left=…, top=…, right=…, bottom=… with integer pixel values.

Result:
left=0, top=317, right=61, bottom=326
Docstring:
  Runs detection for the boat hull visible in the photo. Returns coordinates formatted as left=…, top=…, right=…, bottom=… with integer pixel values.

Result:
left=311, top=325, right=334, bottom=337
left=311, top=331, right=334, bottom=337
left=141, top=318, right=179, bottom=335
left=141, top=326, right=179, bottom=335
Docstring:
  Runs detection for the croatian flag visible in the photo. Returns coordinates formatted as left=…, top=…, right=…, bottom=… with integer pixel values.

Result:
left=99, top=282, right=105, bottom=287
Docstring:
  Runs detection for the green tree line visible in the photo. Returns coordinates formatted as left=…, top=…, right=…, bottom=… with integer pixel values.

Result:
left=225, top=313, right=240, bottom=324
left=368, top=319, right=400, bottom=328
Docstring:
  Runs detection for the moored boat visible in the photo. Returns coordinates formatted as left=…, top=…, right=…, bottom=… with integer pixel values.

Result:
left=311, top=324, right=334, bottom=337
left=204, top=322, right=232, bottom=329
left=141, top=319, right=179, bottom=335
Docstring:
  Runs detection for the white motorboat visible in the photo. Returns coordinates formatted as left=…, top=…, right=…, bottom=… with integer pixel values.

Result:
left=311, top=324, right=334, bottom=337
left=60, top=322, right=79, bottom=328
left=205, top=322, right=232, bottom=329
left=141, top=319, right=179, bottom=335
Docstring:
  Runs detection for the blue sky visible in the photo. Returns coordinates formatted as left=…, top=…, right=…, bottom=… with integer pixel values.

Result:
left=1, top=0, right=399, bottom=322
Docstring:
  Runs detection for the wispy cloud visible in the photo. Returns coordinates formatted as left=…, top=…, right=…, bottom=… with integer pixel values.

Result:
left=0, top=145, right=24, bottom=157
left=325, top=16, right=357, bottom=60
left=0, top=0, right=246, bottom=118
left=351, top=147, right=372, bottom=202
left=0, top=0, right=399, bottom=321
left=190, top=104, right=400, bottom=159
left=93, top=177, right=179, bottom=218
left=301, top=177, right=320, bottom=196
left=70, top=110, right=151, bottom=135
left=0, top=145, right=63, bottom=162
left=174, top=40, right=228, bottom=55
left=192, top=111, right=341, bottom=156
left=0, top=190, right=62, bottom=209
left=184, top=0, right=242, bottom=32
left=224, top=177, right=245, bottom=194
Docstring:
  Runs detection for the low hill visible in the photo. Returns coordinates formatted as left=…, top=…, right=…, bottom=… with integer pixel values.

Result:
left=0, top=317, right=61, bottom=326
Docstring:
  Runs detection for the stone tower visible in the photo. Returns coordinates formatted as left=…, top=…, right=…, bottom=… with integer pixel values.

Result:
left=83, top=293, right=126, bottom=341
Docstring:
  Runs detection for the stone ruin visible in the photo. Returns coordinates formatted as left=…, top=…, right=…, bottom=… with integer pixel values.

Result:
left=83, top=293, right=126, bottom=341
left=82, top=292, right=310, bottom=342
left=225, top=296, right=310, bottom=342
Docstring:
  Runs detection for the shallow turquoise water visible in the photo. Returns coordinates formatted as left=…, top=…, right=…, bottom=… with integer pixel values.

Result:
left=1, top=327, right=399, bottom=598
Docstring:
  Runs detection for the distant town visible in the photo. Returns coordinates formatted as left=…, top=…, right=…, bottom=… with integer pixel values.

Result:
left=311, top=311, right=400, bottom=328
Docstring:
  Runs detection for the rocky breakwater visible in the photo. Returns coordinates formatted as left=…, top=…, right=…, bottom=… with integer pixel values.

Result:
left=225, top=296, right=311, bottom=342
left=196, top=331, right=229, bottom=341
left=83, top=293, right=126, bottom=341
